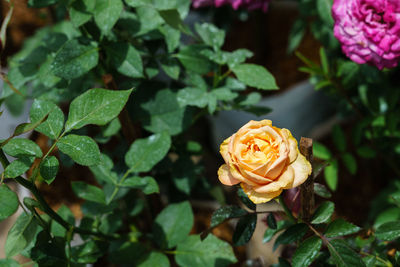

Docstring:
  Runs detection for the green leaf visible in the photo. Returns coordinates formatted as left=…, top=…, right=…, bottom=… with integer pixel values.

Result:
left=12, top=114, right=49, bottom=137
left=51, top=39, right=99, bottom=79
left=71, top=181, right=106, bottom=204
left=238, top=92, right=261, bottom=106
left=332, top=125, right=346, bottom=152
left=342, top=152, right=357, bottom=175
left=4, top=157, right=35, bottom=178
left=57, top=135, right=100, bottom=166
left=153, top=201, right=194, bottom=249
left=158, top=9, right=188, bottom=33
left=226, top=49, right=253, bottom=69
left=274, top=223, right=308, bottom=250
left=211, top=88, right=238, bottom=101
left=314, top=183, right=332, bottom=198
left=125, top=132, right=171, bottom=173
left=71, top=240, right=103, bottom=264
left=317, top=0, right=334, bottom=27
left=375, top=221, right=400, bottom=241
left=159, top=25, right=180, bottom=53
left=267, top=213, right=277, bottom=229
left=311, top=201, right=335, bottom=224
left=102, top=118, right=121, bottom=138
left=5, top=213, right=38, bottom=258
left=292, top=236, right=322, bottom=267
left=325, top=218, right=361, bottom=237
left=328, top=239, right=366, bottom=267
left=160, top=57, right=180, bottom=80
left=120, top=176, right=159, bottom=195
left=106, top=42, right=143, bottom=78
left=135, top=6, right=164, bottom=35
left=171, top=157, right=199, bottom=194
left=210, top=206, right=247, bottom=228
left=233, top=214, right=257, bottom=246
left=140, top=89, right=189, bottom=135
left=287, top=19, right=306, bottom=53
left=3, top=138, right=42, bottom=158
left=93, top=0, right=123, bottom=33
left=69, top=0, right=95, bottom=27
left=51, top=205, right=75, bottom=237
left=195, top=23, right=225, bottom=50
left=30, top=99, right=64, bottom=139
left=89, top=153, right=118, bottom=184
left=175, top=234, right=237, bottom=267
left=263, top=221, right=290, bottom=243
left=374, top=207, right=400, bottom=229
left=325, top=159, right=338, bottom=191
left=65, top=88, right=132, bottom=131
left=0, top=259, right=19, bottom=267
left=176, top=45, right=213, bottom=74
left=177, top=87, right=209, bottom=108
left=237, top=187, right=256, bottom=210
left=0, top=184, right=19, bottom=221
left=138, top=251, right=170, bottom=267
left=313, top=141, right=332, bottom=160
left=39, top=156, right=59, bottom=184
left=319, top=47, right=329, bottom=74
left=232, top=64, right=278, bottom=90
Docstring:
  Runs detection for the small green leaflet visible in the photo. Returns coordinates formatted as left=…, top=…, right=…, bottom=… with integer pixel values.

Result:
left=153, top=201, right=194, bottom=249
left=311, top=201, right=335, bottom=224
left=57, top=134, right=100, bottom=166
left=175, top=234, right=237, bottom=267
left=51, top=39, right=99, bottom=80
left=93, top=0, right=123, bottom=34
left=125, top=132, right=171, bottom=173
left=65, top=88, right=132, bottom=132
left=232, top=64, right=278, bottom=90
left=30, top=99, right=64, bottom=139
left=5, top=213, right=38, bottom=258
left=71, top=181, right=106, bottom=204
left=292, top=236, right=322, bottom=267
left=0, top=184, right=19, bottom=222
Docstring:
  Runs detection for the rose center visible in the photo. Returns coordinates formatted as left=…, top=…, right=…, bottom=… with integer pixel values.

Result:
left=242, top=137, right=279, bottom=163
left=359, top=1, right=396, bottom=27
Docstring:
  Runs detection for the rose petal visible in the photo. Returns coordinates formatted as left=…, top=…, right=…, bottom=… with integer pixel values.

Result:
left=220, top=136, right=231, bottom=164
left=229, top=163, right=259, bottom=186
left=218, top=164, right=241, bottom=186
left=242, top=169, right=274, bottom=184
left=241, top=183, right=282, bottom=204
left=253, top=165, right=295, bottom=193
left=290, top=149, right=312, bottom=188
left=281, top=128, right=298, bottom=163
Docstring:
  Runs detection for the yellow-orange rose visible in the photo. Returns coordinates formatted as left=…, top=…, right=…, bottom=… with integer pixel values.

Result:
left=218, top=120, right=312, bottom=204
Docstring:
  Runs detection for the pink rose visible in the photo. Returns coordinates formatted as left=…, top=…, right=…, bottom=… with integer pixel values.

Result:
left=192, top=0, right=271, bottom=12
left=332, top=0, right=400, bottom=69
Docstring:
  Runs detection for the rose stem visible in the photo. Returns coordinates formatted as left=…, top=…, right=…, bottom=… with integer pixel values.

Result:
left=299, top=137, right=314, bottom=222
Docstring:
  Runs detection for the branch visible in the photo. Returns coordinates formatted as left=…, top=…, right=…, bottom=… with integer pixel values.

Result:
left=0, top=149, right=118, bottom=240
left=299, top=137, right=314, bottom=222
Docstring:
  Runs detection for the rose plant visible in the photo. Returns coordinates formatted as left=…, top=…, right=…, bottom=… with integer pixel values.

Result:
left=2, top=0, right=400, bottom=266
left=0, top=0, right=280, bottom=266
